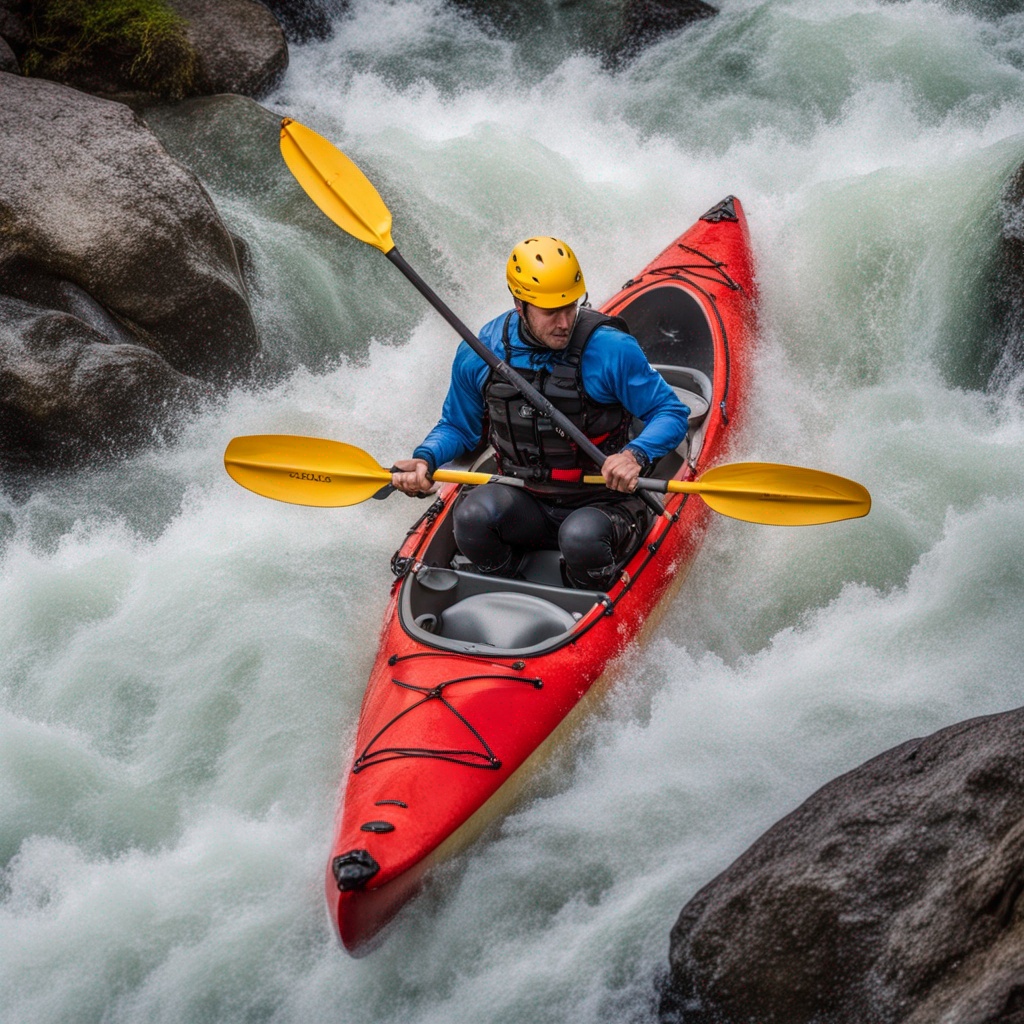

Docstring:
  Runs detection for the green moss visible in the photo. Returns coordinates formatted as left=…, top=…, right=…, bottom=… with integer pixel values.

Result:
left=24, top=0, right=198, bottom=98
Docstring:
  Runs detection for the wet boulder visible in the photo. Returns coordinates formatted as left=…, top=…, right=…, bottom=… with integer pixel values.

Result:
left=0, top=0, right=25, bottom=71
left=445, top=0, right=717, bottom=64
left=260, top=0, right=345, bottom=43
left=0, top=72, right=260, bottom=469
left=167, top=0, right=288, bottom=97
left=661, top=707, right=1024, bottom=1024
left=0, top=33, right=16, bottom=71
left=0, top=297, right=201, bottom=473
left=13, top=0, right=286, bottom=100
left=989, top=163, right=1024, bottom=393
left=616, top=0, right=718, bottom=63
left=0, top=0, right=29, bottom=51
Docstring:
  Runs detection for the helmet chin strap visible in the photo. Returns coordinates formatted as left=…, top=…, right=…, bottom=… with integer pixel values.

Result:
left=573, top=294, right=587, bottom=328
left=514, top=300, right=545, bottom=348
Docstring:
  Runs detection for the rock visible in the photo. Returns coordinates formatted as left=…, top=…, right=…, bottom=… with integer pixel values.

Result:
left=0, top=0, right=29, bottom=51
left=0, top=33, right=16, bottom=72
left=0, top=297, right=201, bottom=473
left=258, top=0, right=345, bottom=43
left=446, top=0, right=717, bottom=65
left=16, top=0, right=286, bottom=100
left=0, top=72, right=260, bottom=469
left=614, top=0, right=717, bottom=64
left=989, top=163, right=1024, bottom=393
left=661, top=707, right=1024, bottom=1024
left=167, top=0, right=288, bottom=98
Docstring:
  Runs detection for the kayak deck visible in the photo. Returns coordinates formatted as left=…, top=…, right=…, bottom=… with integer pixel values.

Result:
left=328, top=196, right=757, bottom=953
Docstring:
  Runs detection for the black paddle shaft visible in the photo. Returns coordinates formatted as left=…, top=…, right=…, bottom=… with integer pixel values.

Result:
left=386, top=248, right=665, bottom=517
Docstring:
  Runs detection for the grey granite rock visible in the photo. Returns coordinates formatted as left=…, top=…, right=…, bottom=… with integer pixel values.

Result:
left=168, top=0, right=288, bottom=98
left=0, top=73, right=260, bottom=469
left=0, top=297, right=200, bottom=472
left=662, top=707, right=1024, bottom=1023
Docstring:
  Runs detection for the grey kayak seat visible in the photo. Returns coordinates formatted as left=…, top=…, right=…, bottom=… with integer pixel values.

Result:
left=437, top=591, right=577, bottom=648
left=653, top=365, right=712, bottom=428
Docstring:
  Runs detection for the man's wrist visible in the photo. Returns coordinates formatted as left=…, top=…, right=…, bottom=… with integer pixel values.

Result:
left=623, top=446, right=649, bottom=473
left=411, top=448, right=437, bottom=476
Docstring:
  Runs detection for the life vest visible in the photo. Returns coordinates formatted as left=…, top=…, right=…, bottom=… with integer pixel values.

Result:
left=483, top=308, right=632, bottom=497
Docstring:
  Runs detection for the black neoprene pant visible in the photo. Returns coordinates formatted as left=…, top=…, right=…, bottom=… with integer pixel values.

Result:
left=452, top=483, right=647, bottom=588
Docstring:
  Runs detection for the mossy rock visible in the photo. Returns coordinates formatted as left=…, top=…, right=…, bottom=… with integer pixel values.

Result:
left=20, top=0, right=288, bottom=100
left=22, top=0, right=198, bottom=98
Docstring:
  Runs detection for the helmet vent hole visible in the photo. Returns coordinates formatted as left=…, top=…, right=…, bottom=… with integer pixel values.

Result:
left=535, top=254, right=544, bottom=264
left=557, top=248, right=564, bottom=256
left=532, top=276, right=540, bottom=283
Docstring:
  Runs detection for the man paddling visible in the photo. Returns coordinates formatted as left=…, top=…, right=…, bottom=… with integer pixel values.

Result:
left=392, top=237, right=689, bottom=590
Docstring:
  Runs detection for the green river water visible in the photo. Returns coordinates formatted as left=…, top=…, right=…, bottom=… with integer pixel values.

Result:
left=4, top=1, right=1024, bottom=1021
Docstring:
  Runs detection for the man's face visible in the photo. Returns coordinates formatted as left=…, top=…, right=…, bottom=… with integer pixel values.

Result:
left=521, top=300, right=579, bottom=350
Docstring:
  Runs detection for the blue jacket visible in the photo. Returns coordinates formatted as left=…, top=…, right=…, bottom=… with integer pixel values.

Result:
left=413, top=310, right=689, bottom=473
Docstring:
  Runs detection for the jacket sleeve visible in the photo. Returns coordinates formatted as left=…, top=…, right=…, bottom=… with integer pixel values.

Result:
left=412, top=341, right=490, bottom=473
left=584, top=329, right=690, bottom=464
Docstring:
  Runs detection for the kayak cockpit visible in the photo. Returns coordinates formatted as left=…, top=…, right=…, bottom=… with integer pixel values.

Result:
left=396, top=280, right=721, bottom=656
left=399, top=565, right=603, bottom=656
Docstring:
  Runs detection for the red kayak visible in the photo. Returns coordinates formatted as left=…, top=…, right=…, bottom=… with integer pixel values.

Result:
left=327, top=197, right=757, bottom=953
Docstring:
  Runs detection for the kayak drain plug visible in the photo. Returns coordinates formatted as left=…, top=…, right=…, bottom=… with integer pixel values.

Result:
left=333, top=850, right=380, bottom=892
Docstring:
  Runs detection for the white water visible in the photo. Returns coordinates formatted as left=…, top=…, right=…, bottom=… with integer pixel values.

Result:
left=4, top=1, right=1024, bottom=1021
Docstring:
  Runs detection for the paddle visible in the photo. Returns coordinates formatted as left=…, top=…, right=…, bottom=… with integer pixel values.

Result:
left=278, top=116, right=669, bottom=519
left=224, top=435, right=872, bottom=527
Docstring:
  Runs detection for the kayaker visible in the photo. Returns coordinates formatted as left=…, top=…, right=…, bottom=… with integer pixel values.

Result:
left=391, top=237, right=690, bottom=589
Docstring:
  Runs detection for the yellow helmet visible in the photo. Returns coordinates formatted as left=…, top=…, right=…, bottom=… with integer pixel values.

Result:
left=506, top=237, right=586, bottom=308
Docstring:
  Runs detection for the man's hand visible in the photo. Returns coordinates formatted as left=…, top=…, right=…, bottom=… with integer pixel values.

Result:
left=391, top=458, right=435, bottom=496
left=602, top=450, right=643, bottom=493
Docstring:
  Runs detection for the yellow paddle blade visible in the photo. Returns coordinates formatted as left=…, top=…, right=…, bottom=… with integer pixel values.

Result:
left=675, top=462, right=871, bottom=526
left=280, top=118, right=395, bottom=253
left=224, top=435, right=392, bottom=507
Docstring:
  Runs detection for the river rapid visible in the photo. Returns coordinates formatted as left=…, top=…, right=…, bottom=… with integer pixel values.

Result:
left=4, top=1, right=1024, bottom=1021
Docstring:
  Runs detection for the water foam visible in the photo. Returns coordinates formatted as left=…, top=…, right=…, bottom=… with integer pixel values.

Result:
left=6, top=2, right=1024, bottom=1022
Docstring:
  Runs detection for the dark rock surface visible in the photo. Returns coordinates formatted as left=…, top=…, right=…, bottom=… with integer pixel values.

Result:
left=0, top=296, right=200, bottom=472
left=661, top=707, right=1024, bottom=1024
left=0, top=31, right=16, bottom=71
left=0, top=72, right=260, bottom=470
left=167, top=0, right=288, bottom=98
left=616, top=0, right=717, bottom=63
left=446, top=0, right=716, bottom=62
left=0, top=0, right=28, bottom=51
left=989, top=163, right=1024, bottom=394
left=9, top=0, right=286, bottom=100
left=258, top=0, right=346, bottom=42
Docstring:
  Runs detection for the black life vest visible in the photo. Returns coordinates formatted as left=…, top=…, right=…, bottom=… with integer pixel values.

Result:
left=483, top=308, right=632, bottom=497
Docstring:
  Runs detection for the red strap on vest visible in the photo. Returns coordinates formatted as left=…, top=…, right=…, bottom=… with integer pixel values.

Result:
left=550, top=468, right=584, bottom=483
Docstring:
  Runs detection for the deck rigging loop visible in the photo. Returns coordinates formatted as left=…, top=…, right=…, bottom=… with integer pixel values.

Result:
left=622, top=242, right=741, bottom=293
left=352, top=672, right=543, bottom=774
left=388, top=651, right=527, bottom=670
left=390, top=496, right=447, bottom=578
